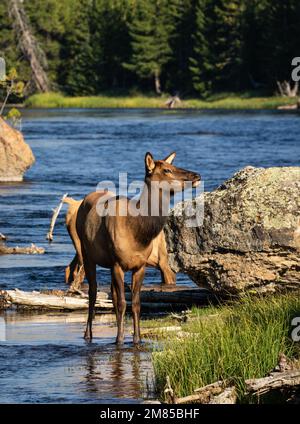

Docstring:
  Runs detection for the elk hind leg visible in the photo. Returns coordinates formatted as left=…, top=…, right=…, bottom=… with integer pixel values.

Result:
left=132, top=266, right=145, bottom=345
left=83, top=254, right=97, bottom=341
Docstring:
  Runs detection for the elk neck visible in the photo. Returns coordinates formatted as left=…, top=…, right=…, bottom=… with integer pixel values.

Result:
left=128, top=177, right=170, bottom=246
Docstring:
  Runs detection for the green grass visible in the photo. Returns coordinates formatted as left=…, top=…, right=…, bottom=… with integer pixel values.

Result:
left=24, top=91, right=299, bottom=110
left=152, top=293, right=300, bottom=403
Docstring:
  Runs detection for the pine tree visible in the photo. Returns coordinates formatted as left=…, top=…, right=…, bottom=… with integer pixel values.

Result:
left=0, top=0, right=31, bottom=84
left=125, top=0, right=172, bottom=94
left=90, top=0, right=133, bottom=92
left=255, top=0, right=300, bottom=85
left=189, top=0, right=212, bottom=97
left=61, top=0, right=95, bottom=95
left=213, top=0, right=244, bottom=90
left=190, top=0, right=245, bottom=95
left=166, top=0, right=196, bottom=95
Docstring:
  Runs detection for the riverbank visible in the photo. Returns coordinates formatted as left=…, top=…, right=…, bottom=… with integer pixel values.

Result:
left=147, top=293, right=300, bottom=403
left=24, top=92, right=299, bottom=110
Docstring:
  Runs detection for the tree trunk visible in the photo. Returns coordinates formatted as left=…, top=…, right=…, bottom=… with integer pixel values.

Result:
left=8, top=0, right=50, bottom=93
left=154, top=70, right=161, bottom=94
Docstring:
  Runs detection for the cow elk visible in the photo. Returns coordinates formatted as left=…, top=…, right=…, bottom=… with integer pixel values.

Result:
left=76, top=152, right=200, bottom=345
left=63, top=197, right=176, bottom=290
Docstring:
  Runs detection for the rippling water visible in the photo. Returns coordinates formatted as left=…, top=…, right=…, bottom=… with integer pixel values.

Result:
left=0, top=108, right=299, bottom=403
left=0, top=312, right=154, bottom=403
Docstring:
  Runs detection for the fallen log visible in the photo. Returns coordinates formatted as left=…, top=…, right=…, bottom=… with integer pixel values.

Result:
left=0, top=243, right=45, bottom=255
left=130, top=302, right=189, bottom=313
left=245, top=369, right=300, bottom=395
left=0, top=287, right=206, bottom=313
left=0, top=289, right=186, bottom=313
left=208, top=386, right=236, bottom=404
left=170, top=368, right=300, bottom=404
left=175, top=381, right=226, bottom=404
left=164, top=352, right=300, bottom=404
left=0, top=288, right=113, bottom=311
left=125, top=289, right=212, bottom=305
left=165, top=379, right=230, bottom=404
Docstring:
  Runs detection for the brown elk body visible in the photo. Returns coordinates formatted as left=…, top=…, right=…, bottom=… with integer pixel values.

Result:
left=76, top=152, right=200, bottom=344
left=64, top=196, right=176, bottom=289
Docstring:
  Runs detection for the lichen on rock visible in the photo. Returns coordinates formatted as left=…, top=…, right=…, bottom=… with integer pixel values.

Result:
left=165, top=166, right=300, bottom=295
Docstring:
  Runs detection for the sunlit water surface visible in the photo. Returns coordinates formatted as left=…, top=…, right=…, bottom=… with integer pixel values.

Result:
left=0, top=108, right=299, bottom=402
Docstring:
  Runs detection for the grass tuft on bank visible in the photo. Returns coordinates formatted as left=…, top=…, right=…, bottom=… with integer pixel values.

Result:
left=25, top=92, right=298, bottom=110
left=152, top=293, right=300, bottom=403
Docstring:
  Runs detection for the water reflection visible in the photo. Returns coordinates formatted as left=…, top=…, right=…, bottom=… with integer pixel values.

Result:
left=83, top=345, right=152, bottom=400
left=0, top=311, right=154, bottom=403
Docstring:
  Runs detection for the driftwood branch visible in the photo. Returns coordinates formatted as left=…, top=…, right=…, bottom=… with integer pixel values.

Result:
left=46, top=193, right=68, bottom=241
left=165, top=96, right=181, bottom=109
left=245, top=370, right=300, bottom=395
left=164, top=378, right=231, bottom=405
left=277, top=80, right=299, bottom=97
left=175, top=380, right=228, bottom=404
left=277, top=99, right=300, bottom=110
left=208, top=386, right=236, bottom=404
left=0, top=289, right=113, bottom=311
left=0, top=243, right=44, bottom=255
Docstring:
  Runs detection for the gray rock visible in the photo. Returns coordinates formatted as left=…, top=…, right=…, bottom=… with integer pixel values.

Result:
left=165, top=166, right=300, bottom=295
left=0, top=117, right=35, bottom=181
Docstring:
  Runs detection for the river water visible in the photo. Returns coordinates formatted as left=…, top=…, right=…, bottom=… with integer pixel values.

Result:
left=0, top=108, right=299, bottom=403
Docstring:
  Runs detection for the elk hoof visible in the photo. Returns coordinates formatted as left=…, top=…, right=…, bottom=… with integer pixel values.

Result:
left=115, top=337, right=124, bottom=346
left=84, top=330, right=92, bottom=341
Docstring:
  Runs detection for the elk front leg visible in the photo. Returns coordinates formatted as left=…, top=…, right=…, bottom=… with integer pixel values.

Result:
left=112, top=263, right=126, bottom=345
left=83, top=255, right=97, bottom=341
left=131, top=266, right=145, bottom=345
left=111, top=278, right=118, bottom=318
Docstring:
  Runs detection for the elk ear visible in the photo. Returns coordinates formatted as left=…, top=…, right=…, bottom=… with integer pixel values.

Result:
left=145, top=152, right=155, bottom=173
left=163, top=152, right=176, bottom=164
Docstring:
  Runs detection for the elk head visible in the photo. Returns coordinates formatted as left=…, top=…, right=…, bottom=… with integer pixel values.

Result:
left=144, top=151, right=201, bottom=193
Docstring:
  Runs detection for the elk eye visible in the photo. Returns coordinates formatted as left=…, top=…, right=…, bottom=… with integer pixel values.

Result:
left=164, top=169, right=172, bottom=174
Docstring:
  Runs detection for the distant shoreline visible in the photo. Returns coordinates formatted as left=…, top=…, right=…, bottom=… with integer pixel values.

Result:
left=20, top=92, right=299, bottom=110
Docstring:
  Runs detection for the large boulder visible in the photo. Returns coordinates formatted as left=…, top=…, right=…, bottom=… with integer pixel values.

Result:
left=165, top=166, right=300, bottom=295
left=0, top=117, right=35, bottom=181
